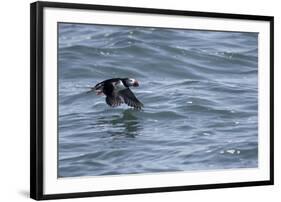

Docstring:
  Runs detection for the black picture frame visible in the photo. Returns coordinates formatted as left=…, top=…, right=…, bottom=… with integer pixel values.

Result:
left=30, top=1, right=274, bottom=200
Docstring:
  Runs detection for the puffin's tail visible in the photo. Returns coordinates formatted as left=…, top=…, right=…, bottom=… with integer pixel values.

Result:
left=86, top=87, right=96, bottom=94
left=86, top=81, right=104, bottom=95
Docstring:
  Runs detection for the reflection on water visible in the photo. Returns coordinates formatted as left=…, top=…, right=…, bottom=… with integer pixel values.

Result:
left=96, top=110, right=141, bottom=138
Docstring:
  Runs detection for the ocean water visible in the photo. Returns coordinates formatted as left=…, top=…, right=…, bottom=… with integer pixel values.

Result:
left=58, top=23, right=258, bottom=177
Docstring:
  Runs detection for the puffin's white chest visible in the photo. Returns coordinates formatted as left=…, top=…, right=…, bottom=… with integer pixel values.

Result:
left=114, top=80, right=127, bottom=91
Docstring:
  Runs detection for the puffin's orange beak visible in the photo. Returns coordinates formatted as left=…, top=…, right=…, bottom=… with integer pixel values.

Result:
left=133, top=80, right=139, bottom=87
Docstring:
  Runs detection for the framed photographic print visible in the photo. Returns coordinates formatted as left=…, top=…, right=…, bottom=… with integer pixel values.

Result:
left=30, top=1, right=274, bottom=200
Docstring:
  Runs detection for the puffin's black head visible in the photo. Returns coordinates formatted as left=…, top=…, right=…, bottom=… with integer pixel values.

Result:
left=123, top=78, right=139, bottom=87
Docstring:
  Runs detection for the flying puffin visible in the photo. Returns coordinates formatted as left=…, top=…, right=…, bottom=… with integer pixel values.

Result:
left=88, top=78, right=144, bottom=110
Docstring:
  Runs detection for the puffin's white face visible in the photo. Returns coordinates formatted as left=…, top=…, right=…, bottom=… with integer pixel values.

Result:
left=127, top=78, right=139, bottom=87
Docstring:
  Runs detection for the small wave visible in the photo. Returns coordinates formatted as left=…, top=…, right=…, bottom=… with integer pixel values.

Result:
left=140, top=110, right=186, bottom=120
left=164, top=79, right=200, bottom=87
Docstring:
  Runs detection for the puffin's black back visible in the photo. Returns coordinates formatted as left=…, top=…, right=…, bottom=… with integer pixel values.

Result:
left=103, top=78, right=129, bottom=87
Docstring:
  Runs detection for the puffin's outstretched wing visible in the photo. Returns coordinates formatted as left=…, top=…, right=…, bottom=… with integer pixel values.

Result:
left=119, top=88, right=143, bottom=110
left=105, top=95, right=123, bottom=107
